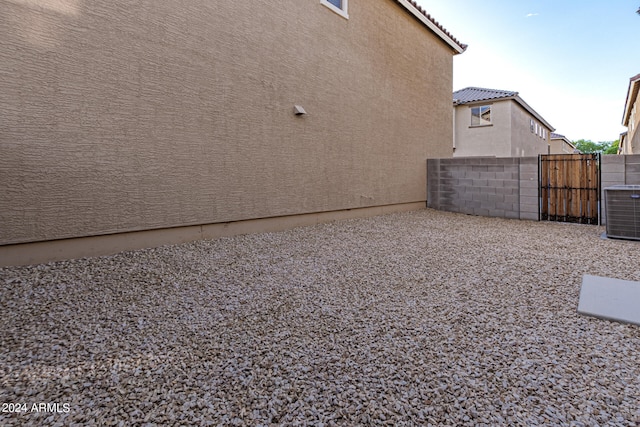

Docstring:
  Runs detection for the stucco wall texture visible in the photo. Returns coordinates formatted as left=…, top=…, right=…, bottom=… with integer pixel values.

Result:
left=454, top=101, right=511, bottom=157
left=549, top=139, right=574, bottom=154
left=0, top=0, right=456, bottom=246
left=630, top=91, right=640, bottom=154
left=453, top=100, right=550, bottom=158
left=510, top=103, right=550, bottom=157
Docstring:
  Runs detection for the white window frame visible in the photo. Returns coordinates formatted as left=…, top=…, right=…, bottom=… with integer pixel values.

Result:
left=321, top=0, right=349, bottom=19
left=470, top=105, right=491, bottom=127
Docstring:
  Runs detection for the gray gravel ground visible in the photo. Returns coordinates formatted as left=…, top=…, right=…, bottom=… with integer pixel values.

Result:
left=1, top=208, right=640, bottom=426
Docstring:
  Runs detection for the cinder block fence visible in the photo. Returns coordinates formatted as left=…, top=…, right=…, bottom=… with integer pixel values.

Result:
left=427, top=157, right=539, bottom=221
left=427, top=155, right=640, bottom=224
left=600, top=155, right=640, bottom=224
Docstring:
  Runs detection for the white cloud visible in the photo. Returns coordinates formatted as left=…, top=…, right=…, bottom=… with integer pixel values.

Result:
left=526, top=13, right=539, bottom=17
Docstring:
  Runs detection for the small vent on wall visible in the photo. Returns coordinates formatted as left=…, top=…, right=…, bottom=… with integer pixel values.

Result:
left=605, top=185, right=640, bottom=241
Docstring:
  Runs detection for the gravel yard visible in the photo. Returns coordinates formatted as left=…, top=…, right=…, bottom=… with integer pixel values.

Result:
left=1, top=208, right=640, bottom=426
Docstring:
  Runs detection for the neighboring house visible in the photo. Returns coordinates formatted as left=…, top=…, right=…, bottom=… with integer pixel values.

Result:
left=550, top=133, right=578, bottom=154
left=0, top=0, right=466, bottom=266
left=620, top=73, right=640, bottom=154
left=619, top=132, right=628, bottom=155
left=453, top=87, right=554, bottom=157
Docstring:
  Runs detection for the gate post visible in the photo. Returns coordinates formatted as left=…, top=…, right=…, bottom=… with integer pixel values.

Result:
left=538, top=155, right=542, bottom=221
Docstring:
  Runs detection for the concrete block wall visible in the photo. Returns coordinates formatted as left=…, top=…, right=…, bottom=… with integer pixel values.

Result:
left=601, top=155, right=640, bottom=225
left=518, top=157, right=539, bottom=221
left=601, top=156, right=625, bottom=226
left=427, top=157, right=531, bottom=220
left=429, top=154, right=640, bottom=224
left=625, top=155, right=640, bottom=184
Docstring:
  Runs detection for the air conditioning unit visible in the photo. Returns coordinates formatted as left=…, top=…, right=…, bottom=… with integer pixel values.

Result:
left=604, top=185, right=640, bottom=240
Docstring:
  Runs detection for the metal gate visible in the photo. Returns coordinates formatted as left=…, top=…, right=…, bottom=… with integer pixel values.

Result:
left=539, top=154, right=600, bottom=224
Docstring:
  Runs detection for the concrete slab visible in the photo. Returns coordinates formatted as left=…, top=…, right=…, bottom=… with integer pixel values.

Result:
left=578, top=275, right=640, bottom=326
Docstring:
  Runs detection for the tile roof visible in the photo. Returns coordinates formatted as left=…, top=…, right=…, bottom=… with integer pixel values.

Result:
left=453, top=86, right=555, bottom=131
left=453, top=87, right=518, bottom=104
left=394, top=0, right=467, bottom=54
left=550, top=133, right=565, bottom=139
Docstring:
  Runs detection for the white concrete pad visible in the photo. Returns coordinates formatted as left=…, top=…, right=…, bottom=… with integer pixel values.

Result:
left=578, top=275, right=640, bottom=326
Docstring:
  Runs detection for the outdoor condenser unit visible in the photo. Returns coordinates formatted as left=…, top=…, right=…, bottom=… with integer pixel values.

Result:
left=604, top=185, right=640, bottom=240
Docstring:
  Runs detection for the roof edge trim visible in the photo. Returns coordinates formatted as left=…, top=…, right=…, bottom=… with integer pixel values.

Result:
left=513, top=95, right=555, bottom=132
left=622, top=74, right=640, bottom=126
left=550, top=133, right=576, bottom=149
left=394, top=0, right=467, bottom=54
left=453, top=87, right=555, bottom=131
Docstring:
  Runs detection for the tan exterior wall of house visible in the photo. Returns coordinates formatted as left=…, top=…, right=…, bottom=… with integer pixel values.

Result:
left=510, top=102, right=550, bottom=157
left=0, top=202, right=424, bottom=267
left=549, top=139, right=575, bottom=154
left=620, top=135, right=632, bottom=155
left=453, top=101, right=511, bottom=157
left=0, top=0, right=456, bottom=250
left=453, top=100, right=550, bottom=158
left=549, top=139, right=573, bottom=154
left=628, top=91, right=640, bottom=154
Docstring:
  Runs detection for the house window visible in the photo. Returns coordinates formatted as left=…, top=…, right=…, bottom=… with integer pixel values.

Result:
left=321, top=0, right=348, bottom=19
left=530, top=119, right=535, bottom=133
left=471, top=105, right=491, bottom=126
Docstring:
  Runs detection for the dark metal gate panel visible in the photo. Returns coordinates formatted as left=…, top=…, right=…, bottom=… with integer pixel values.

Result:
left=539, top=154, right=600, bottom=224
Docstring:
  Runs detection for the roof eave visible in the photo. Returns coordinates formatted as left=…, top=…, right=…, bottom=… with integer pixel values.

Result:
left=455, top=95, right=555, bottom=131
left=394, top=0, right=467, bottom=55
left=454, top=95, right=517, bottom=106
left=513, top=95, right=555, bottom=132
left=551, top=135, right=573, bottom=146
left=622, top=75, right=640, bottom=126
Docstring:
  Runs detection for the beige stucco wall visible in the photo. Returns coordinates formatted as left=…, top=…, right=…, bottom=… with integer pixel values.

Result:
left=453, top=101, right=511, bottom=157
left=510, top=102, right=550, bottom=157
left=549, top=139, right=574, bottom=154
left=0, top=0, right=456, bottom=247
left=628, top=91, right=640, bottom=154
left=453, top=100, right=550, bottom=157
left=620, top=135, right=632, bottom=155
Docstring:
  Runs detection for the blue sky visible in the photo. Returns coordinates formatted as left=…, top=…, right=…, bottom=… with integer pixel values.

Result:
left=415, top=1, right=640, bottom=142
